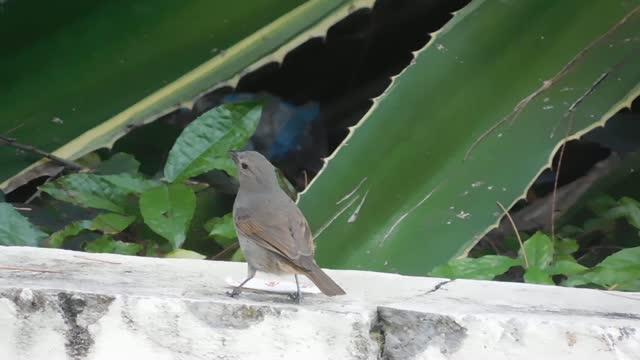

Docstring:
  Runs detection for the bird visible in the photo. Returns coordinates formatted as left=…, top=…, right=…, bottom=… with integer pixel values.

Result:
left=228, top=150, right=346, bottom=303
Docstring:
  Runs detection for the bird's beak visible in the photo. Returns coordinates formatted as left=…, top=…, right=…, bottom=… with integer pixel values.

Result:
left=229, top=151, right=239, bottom=163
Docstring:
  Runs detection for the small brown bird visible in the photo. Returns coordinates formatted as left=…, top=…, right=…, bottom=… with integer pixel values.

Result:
left=229, top=150, right=345, bottom=303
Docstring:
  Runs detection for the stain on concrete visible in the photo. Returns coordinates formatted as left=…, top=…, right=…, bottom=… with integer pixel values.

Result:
left=2, top=288, right=52, bottom=358
left=376, top=307, right=467, bottom=359
left=188, top=301, right=287, bottom=329
left=369, top=310, right=386, bottom=360
left=349, top=315, right=378, bottom=360
left=617, top=327, right=637, bottom=341
left=499, top=318, right=523, bottom=344
left=566, top=331, right=577, bottom=347
left=6, top=288, right=48, bottom=314
left=57, top=292, right=114, bottom=360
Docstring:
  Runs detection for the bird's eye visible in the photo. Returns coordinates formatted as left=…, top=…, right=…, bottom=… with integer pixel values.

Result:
left=241, top=162, right=248, bottom=170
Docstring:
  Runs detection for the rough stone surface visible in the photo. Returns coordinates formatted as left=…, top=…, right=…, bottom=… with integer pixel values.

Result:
left=1, top=246, right=639, bottom=360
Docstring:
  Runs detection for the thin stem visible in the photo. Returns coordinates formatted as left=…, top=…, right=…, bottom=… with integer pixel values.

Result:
left=496, top=201, right=528, bottom=269
left=0, top=135, right=87, bottom=171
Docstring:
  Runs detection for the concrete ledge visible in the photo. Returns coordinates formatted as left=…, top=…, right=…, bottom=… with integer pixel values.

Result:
left=1, top=246, right=639, bottom=359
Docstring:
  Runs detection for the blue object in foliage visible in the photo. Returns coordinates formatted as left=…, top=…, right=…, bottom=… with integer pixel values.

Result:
left=223, top=93, right=320, bottom=161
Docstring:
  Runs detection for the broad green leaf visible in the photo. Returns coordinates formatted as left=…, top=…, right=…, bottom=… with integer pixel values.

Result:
left=612, top=280, right=640, bottom=292
left=555, top=238, right=580, bottom=261
left=0, top=203, right=47, bottom=246
left=40, top=174, right=159, bottom=213
left=585, top=267, right=640, bottom=289
left=96, top=153, right=141, bottom=175
left=164, top=103, right=262, bottom=182
left=523, top=267, right=554, bottom=285
left=49, top=213, right=136, bottom=248
left=139, top=184, right=196, bottom=248
left=205, top=213, right=237, bottom=247
left=0, top=0, right=307, bottom=185
left=558, top=225, right=584, bottom=239
left=85, top=236, right=142, bottom=256
left=91, top=213, right=137, bottom=234
left=299, top=1, right=640, bottom=275
left=429, top=255, right=519, bottom=280
left=605, top=197, right=640, bottom=229
left=49, top=223, right=85, bottom=248
left=165, top=249, right=207, bottom=260
left=597, top=246, right=640, bottom=270
left=563, top=275, right=591, bottom=288
left=567, top=247, right=640, bottom=290
left=547, top=260, right=588, bottom=276
left=519, top=232, right=554, bottom=269
left=586, top=195, right=618, bottom=216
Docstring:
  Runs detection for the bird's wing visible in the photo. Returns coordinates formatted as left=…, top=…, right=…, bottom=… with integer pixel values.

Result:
left=234, top=202, right=314, bottom=269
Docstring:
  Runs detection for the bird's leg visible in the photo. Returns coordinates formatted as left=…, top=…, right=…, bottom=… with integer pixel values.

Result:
left=227, top=266, right=256, bottom=298
left=288, top=274, right=302, bottom=304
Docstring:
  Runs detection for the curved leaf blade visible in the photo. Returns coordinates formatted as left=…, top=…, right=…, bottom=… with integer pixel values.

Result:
left=300, top=0, right=640, bottom=275
left=40, top=174, right=159, bottom=213
left=429, top=255, right=519, bottom=280
left=85, top=236, right=142, bottom=256
left=164, top=103, right=262, bottom=181
left=0, top=203, right=47, bottom=246
left=139, top=184, right=196, bottom=248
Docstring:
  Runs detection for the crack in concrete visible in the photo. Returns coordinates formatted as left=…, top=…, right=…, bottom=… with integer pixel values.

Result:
left=422, top=279, right=454, bottom=296
left=368, top=309, right=386, bottom=360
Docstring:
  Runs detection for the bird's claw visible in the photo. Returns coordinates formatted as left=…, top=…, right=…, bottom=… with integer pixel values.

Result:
left=226, top=289, right=241, bottom=298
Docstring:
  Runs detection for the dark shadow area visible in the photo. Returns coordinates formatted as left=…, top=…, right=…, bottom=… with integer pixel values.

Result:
left=107, top=0, right=472, bottom=191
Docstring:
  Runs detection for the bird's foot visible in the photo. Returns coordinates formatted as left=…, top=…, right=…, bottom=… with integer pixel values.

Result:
left=288, top=292, right=302, bottom=304
left=226, top=288, right=242, bottom=298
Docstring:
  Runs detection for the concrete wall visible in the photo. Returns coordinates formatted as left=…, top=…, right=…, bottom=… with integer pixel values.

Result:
left=0, top=246, right=638, bottom=359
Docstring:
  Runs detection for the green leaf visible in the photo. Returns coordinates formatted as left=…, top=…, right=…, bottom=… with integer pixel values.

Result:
left=204, top=213, right=237, bottom=247
left=566, top=247, right=640, bottom=290
left=558, top=225, right=583, bottom=239
left=164, top=103, right=262, bottom=182
left=139, top=184, right=196, bottom=249
left=40, top=173, right=159, bottom=213
left=548, top=260, right=588, bottom=276
left=429, top=255, right=519, bottom=280
left=85, top=236, right=142, bottom=255
left=96, top=153, right=140, bottom=175
left=90, top=213, right=137, bottom=233
left=520, top=232, right=554, bottom=269
left=165, top=249, right=206, bottom=260
left=523, top=267, right=554, bottom=285
left=298, top=1, right=640, bottom=275
left=0, top=0, right=309, bottom=185
left=0, top=203, right=47, bottom=246
left=554, top=239, right=580, bottom=260
left=586, top=195, right=618, bottom=216
left=49, top=222, right=84, bottom=248
left=563, top=274, right=591, bottom=288
left=597, top=246, right=640, bottom=270
left=49, top=213, right=136, bottom=248
left=231, top=248, right=245, bottom=262
left=606, top=197, right=640, bottom=229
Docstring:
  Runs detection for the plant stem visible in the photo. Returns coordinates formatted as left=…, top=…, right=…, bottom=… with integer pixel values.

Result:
left=497, top=201, right=529, bottom=269
left=0, top=134, right=87, bottom=171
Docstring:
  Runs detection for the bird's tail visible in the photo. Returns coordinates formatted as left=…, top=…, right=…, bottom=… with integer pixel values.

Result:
left=305, top=265, right=346, bottom=296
